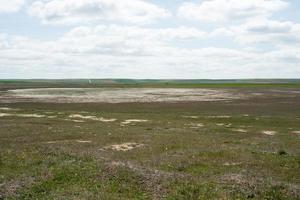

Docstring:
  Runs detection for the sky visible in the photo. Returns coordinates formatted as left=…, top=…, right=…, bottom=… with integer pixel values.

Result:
left=0, top=0, right=299, bottom=79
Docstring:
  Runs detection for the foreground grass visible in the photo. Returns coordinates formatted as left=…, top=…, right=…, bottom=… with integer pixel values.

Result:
left=0, top=87, right=300, bottom=199
left=1, top=148, right=149, bottom=199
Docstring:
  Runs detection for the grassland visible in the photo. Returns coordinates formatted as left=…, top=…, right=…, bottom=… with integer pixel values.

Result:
left=0, top=80, right=299, bottom=199
left=1, top=79, right=300, bottom=90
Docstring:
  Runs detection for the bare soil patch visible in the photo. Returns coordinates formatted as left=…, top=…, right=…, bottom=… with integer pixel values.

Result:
left=102, top=143, right=144, bottom=151
left=233, top=129, right=248, bottom=133
left=0, top=113, right=45, bottom=118
left=262, top=131, right=277, bottom=136
left=69, top=114, right=116, bottom=122
left=121, top=119, right=148, bottom=126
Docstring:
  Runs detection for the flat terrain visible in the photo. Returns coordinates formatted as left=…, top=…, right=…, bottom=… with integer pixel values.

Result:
left=0, top=81, right=300, bottom=199
left=1, top=88, right=248, bottom=103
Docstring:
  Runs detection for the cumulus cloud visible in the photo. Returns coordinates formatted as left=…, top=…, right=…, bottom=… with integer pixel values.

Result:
left=0, top=0, right=299, bottom=79
left=61, top=25, right=206, bottom=56
left=0, top=0, right=24, bottom=13
left=238, top=20, right=300, bottom=46
left=0, top=34, right=7, bottom=48
left=178, top=0, right=288, bottom=22
left=245, top=20, right=292, bottom=34
left=0, top=26, right=205, bottom=78
left=28, top=0, right=171, bottom=25
left=0, top=25, right=207, bottom=61
left=1, top=24, right=299, bottom=79
left=212, top=19, right=300, bottom=47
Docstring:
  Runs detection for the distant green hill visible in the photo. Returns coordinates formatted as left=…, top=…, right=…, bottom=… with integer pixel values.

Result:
left=0, top=79, right=300, bottom=89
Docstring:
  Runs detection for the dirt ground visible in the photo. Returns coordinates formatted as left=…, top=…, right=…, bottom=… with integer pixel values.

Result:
left=1, top=88, right=251, bottom=103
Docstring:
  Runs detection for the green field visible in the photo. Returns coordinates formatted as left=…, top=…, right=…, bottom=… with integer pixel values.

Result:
left=0, top=80, right=299, bottom=199
left=1, top=79, right=300, bottom=90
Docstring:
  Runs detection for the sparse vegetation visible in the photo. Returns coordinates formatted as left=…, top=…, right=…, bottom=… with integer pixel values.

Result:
left=0, top=80, right=299, bottom=199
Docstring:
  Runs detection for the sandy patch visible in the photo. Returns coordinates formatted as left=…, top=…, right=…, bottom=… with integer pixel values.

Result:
left=99, top=118, right=117, bottom=122
left=19, top=114, right=45, bottom=118
left=0, top=113, right=45, bottom=118
left=102, top=142, right=144, bottom=151
left=45, top=139, right=91, bottom=144
left=44, top=111, right=55, bottom=114
left=46, top=140, right=67, bottom=144
left=47, top=116, right=57, bottom=119
left=208, top=115, right=231, bottom=119
left=182, top=116, right=199, bottom=119
left=262, top=131, right=277, bottom=136
left=240, top=125, right=253, bottom=128
left=216, top=123, right=232, bottom=127
left=225, top=123, right=232, bottom=128
left=72, top=119, right=85, bottom=123
left=187, top=123, right=204, bottom=128
left=76, top=140, right=92, bottom=143
left=223, top=162, right=243, bottom=166
left=65, top=119, right=85, bottom=123
left=232, top=129, right=247, bottom=133
left=0, top=113, right=9, bottom=117
left=121, top=119, right=148, bottom=126
left=0, top=107, right=19, bottom=111
left=291, top=131, right=300, bottom=134
left=69, top=114, right=116, bottom=122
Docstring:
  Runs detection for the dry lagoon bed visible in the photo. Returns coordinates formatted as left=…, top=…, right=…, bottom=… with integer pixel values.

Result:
left=0, top=88, right=249, bottom=103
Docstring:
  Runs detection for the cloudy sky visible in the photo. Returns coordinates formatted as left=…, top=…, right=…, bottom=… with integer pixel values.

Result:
left=0, top=0, right=299, bottom=79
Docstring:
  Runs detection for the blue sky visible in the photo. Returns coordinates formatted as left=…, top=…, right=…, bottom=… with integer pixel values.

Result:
left=0, top=0, right=299, bottom=79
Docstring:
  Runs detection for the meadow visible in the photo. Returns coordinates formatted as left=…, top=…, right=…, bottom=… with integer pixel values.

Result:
left=0, top=80, right=299, bottom=199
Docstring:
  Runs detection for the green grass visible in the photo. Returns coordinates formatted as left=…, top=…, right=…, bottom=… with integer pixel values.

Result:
left=1, top=79, right=300, bottom=89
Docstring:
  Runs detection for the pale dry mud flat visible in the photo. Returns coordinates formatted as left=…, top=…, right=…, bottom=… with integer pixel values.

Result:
left=262, top=130, right=277, bottom=136
left=292, top=131, right=300, bottom=134
left=232, top=129, right=248, bottom=133
left=69, top=114, right=117, bottom=122
left=0, top=113, right=45, bottom=118
left=121, top=119, right=149, bottom=126
left=101, top=142, right=144, bottom=152
left=0, top=88, right=248, bottom=103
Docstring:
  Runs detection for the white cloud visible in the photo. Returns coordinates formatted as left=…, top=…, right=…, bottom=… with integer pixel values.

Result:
left=0, top=26, right=208, bottom=78
left=0, top=34, right=7, bottom=48
left=0, top=0, right=24, bottom=13
left=28, top=0, right=171, bottom=25
left=244, top=20, right=292, bottom=34
left=61, top=25, right=206, bottom=56
left=237, top=20, right=300, bottom=46
left=1, top=24, right=299, bottom=79
left=267, top=48, right=300, bottom=64
left=212, top=19, right=300, bottom=47
left=178, top=0, right=288, bottom=22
